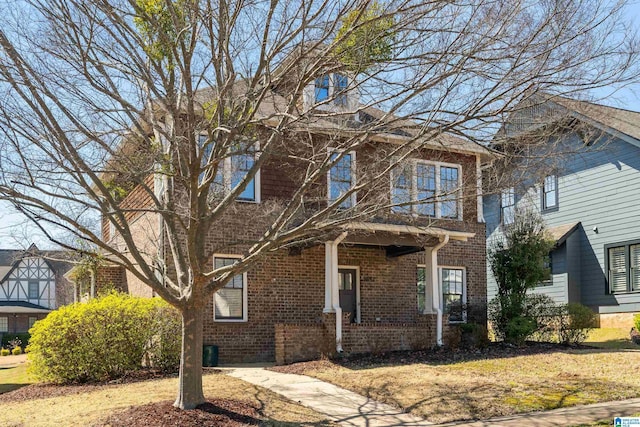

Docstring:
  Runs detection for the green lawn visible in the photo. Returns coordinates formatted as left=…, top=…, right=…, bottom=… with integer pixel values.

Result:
left=0, top=357, right=31, bottom=394
left=585, top=328, right=638, bottom=350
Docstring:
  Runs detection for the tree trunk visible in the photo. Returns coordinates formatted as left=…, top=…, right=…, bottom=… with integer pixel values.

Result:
left=174, top=306, right=205, bottom=409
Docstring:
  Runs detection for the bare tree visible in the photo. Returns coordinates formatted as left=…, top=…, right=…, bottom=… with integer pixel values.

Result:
left=0, top=0, right=636, bottom=409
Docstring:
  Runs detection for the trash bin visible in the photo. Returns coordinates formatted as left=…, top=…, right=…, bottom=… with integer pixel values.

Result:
left=202, top=345, right=218, bottom=367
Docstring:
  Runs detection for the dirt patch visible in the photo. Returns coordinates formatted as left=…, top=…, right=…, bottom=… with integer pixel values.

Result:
left=269, top=341, right=570, bottom=374
left=98, top=398, right=262, bottom=427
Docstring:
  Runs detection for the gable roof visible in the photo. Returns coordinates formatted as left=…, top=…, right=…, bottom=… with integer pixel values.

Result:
left=0, top=245, right=74, bottom=284
left=0, top=301, right=52, bottom=314
left=500, top=93, right=640, bottom=149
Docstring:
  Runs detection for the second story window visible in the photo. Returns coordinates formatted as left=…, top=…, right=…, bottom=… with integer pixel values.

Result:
left=501, top=188, right=515, bottom=225
left=334, top=74, right=348, bottom=106
left=315, top=75, right=330, bottom=102
left=28, top=281, right=39, bottom=299
left=391, top=161, right=460, bottom=219
left=199, top=135, right=260, bottom=202
left=542, top=175, right=558, bottom=210
left=328, top=151, right=356, bottom=208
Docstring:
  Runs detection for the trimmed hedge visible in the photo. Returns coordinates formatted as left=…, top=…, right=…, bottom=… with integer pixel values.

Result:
left=27, top=292, right=181, bottom=383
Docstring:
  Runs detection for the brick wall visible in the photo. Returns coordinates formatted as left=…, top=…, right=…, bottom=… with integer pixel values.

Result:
left=96, top=265, right=128, bottom=294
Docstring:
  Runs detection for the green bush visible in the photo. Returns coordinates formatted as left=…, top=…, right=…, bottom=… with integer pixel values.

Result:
left=2, top=333, right=30, bottom=349
left=558, top=303, right=596, bottom=345
left=11, top=346, right=22, bottom=355
left=505, top=316, right=537, bottom=346
left=146, top=304, right=181, bottom=371
left=0, top=348, right=10, bottom=356
left=27, top=292, right=180, bottom=383
left=634, top=313, right=640, bottom=331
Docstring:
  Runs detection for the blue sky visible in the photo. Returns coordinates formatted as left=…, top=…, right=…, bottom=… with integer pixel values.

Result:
left=1, top=1, right=639, bottom=250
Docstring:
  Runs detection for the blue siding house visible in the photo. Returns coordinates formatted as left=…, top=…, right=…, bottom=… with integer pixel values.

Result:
left=485, top=96, right=640, bottom=327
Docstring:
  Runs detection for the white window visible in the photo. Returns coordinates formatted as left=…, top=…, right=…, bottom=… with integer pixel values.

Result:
left=417, top=267, right=426, bottom=312
left=441, top=267, right=466, bottom=323
left=328, top=151, right=356, bottom=208
left=0, top=317, right=7, bottom=333
left=391, top=160, right=461, bottom=218
left=314, top=73, right=349, bottom=105
left=542, top=175, right=558, bottom=210
left=28, top=281, right=39, bottom=299
left=199, top=136, right=260, bottom=202
left=501, top=188, right=515, bottom=225
left=28, top=317, right=37, bottom=329
left=315, top=75, right=330, bottom=102
left=213, top=256, right=248, bottom=322
left=607, top=241, right=640, bottom=293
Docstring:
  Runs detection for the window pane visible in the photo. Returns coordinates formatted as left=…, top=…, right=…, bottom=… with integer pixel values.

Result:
left=417, top=267, right=426, bottom=312
left=28, top=317, right=37, bottom=328
left=315, top=75, right=329, bottom=102
left=334, top=74, right=348, bottom=106
left=231, top=152, right=256, bottom=201
left=501, top=188, right=515, bottom=225
left=416, top=164, right=435, bottom=216
left=609, top=246, right=627, bottom=293
left=543, top=175, right=557, bottom=209
left=440, top=167, right=459, bottom=218
left=215, top=288, right=243, bottom=319
left=28, top=281, right=39, bottom=299
left=442, top=268, right=464, bottom=322
left=0, top=317, right=7, bottom=333
left=329, top=153, right=353, bottom=208
left=391, top=166, right=411, bottom=213
left=631, top=245, right=640, bottom=291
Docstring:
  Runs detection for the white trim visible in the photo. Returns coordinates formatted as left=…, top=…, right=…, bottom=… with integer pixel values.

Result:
left=439, top=265, right=467, bottom=324
left=390, top=158, right=463, bottom=220
left=476, top=155, right=485, bottom=223
left=338, top=265, right=361, bottom=324
left=327, top=148, right=357, bottom=208
left=341, top=222, right=474, bottom=241
left=212, top=254, right=248, bottom=323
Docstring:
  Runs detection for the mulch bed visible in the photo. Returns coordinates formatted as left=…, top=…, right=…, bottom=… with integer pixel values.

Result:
left=270, top=341, right=589, bottom=375
left=98, top=398, right=263, bottom=427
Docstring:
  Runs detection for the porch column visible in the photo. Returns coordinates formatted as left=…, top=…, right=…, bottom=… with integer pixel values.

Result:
left=323, top=242, right=334, bottom=313
left=423, top=249, right=434, bottom=314
left=431, top=235, right=450, bottom=346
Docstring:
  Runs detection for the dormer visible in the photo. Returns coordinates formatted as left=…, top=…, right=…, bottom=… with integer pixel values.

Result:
left=303, top=71, right=360, bottom=116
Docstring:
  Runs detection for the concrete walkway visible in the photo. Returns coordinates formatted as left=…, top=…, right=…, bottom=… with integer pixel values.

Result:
left=224, top=366, right=640, bottom=427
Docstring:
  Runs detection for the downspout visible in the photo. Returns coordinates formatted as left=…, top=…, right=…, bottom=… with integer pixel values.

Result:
left=432, top=235, right=449, bottom=346
left=332, top=232, right=348, bottom=353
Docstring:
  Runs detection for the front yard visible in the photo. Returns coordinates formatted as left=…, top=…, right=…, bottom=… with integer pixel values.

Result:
left=0, top=363, right=333, bottom=427
left=274, top=341, right=640, bottom=424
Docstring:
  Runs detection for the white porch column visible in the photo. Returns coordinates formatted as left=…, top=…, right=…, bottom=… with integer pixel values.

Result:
left=423, top=248, right=434, bottom=314
left=431, top=235, right=450, bottom=346
left=323, top=242, right=334, bottom=313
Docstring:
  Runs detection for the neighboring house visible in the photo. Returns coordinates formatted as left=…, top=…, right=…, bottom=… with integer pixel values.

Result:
left=0, top=244, right=74, bottom=335
left=105, top=61, right=494, bottom=364
left=485, top=96, right=640, bottom=328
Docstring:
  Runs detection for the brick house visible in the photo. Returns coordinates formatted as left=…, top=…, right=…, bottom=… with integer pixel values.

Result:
left=104, top=62, right=494, bottom=364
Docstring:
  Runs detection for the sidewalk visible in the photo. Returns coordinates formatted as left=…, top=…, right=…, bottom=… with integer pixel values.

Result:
left=224, top=366, right=640, bottom=427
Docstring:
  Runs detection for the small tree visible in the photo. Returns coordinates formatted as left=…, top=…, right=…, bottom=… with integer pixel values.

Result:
left=488, top=209, right=554, bottom=344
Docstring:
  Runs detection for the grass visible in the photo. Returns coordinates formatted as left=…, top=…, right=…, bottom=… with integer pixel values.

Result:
left=0, top=356, right=31, bottom=394
left=0, top=368, right=332, bottom=427
left=300, top=348, right=640, bottom=424
left=585, top=328, right=638, bottom=349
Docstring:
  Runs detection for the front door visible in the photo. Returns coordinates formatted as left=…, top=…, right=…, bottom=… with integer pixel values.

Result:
left=339, top=268, right=358, bottom=323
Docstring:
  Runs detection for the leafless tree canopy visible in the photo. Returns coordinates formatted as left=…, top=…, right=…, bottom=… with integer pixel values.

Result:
left=0, top=0, right=636, bottom=408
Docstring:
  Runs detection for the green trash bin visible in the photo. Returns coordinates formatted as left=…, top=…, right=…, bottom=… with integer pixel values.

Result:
left=202, top=345, right=218, bottom=367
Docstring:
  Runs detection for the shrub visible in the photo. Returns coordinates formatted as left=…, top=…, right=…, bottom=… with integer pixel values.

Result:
left=146, top=304, right=181, bottom=371
left=28, top=292, right=180, bottom=383
left=2, top=333, right=30, bottom=349
left=489, top=294, right=559, bottom=344
left=557, top=303, right=596, bottom=345
left=505, top=316, right=537, bottom=346
left=634, top=313, right=640, bottom=331
left=459, top=322, right=490, bottom=349
left=0, top=348, right=10, bottom=356
left=11, top=346, right=22, bottom=355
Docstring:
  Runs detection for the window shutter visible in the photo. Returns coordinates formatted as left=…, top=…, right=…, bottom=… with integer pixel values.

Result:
left=609, top=246, right=627, bottom=293
left=631, top=245, right=640, bottom=291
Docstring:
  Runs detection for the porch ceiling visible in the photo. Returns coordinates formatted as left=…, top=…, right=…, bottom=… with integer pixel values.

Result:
left=340, top=222, right=475, bottom=249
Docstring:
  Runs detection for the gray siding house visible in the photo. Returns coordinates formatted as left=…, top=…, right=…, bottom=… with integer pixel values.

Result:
left=485, top=97, right=640, bottom=327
